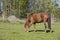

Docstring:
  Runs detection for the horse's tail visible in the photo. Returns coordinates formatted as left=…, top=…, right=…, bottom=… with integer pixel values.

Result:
left=48, top=14, right=51, bottom=29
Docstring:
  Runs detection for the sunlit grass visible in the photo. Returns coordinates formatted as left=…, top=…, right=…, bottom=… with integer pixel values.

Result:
left=0, top=22, right=60, bottom=40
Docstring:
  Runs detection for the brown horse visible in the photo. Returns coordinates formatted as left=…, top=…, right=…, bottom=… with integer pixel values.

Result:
left=24, top=12, right=52, bottom=32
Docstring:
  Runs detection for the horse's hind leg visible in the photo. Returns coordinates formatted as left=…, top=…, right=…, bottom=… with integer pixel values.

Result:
left=44, top=22, right=47, bottom=32
left=48, top=25, right=52, bottom=32
left=43, top=19, right=47, bottom=32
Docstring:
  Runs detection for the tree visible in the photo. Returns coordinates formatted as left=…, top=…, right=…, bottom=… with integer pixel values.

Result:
left=1, top=0, right=60, bottom=20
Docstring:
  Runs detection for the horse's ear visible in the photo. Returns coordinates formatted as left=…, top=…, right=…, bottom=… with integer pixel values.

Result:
left=27, top=13, right=32, bottom=17
left=27, top=12, right=34, bottom=18
left=27, top=13, right=30, bottom=17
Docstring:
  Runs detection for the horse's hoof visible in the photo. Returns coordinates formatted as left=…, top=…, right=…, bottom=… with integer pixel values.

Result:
left=44, top=30, right=47, bottom=33
left=25, top=31, right=29, bottom=32
left=26, top=31, right=29, bottom=32
left=50, top=30, right=54, bottom=33
left=34, top=30, right=37, bottom=32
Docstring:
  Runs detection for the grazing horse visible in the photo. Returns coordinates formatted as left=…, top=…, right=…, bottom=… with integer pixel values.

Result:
left=24, top=12, right=52, bottom=32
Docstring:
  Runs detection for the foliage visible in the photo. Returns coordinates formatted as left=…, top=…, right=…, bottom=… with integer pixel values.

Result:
left=19, top=0, right=28, bottom=17
left=2, top=0, right=60, bottom=19
left=54, top=8, right=60, bottom=18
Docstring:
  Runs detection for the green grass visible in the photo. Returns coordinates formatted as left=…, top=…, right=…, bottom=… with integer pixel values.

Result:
left=0, top=21, right=60, bottom=40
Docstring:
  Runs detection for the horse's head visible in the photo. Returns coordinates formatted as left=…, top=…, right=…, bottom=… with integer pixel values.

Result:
left=24, top=19, right=31, bottom=32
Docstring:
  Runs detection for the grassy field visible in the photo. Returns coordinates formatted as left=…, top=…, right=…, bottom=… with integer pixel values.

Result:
left=0, top=21, right=60, bottom=40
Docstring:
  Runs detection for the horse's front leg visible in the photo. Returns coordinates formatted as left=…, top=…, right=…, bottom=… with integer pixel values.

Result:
left=25, top=25, right=29, bottom=32
left=25, top=22, right=32, bottom=32
left=34, top=23, right=36, bottom=32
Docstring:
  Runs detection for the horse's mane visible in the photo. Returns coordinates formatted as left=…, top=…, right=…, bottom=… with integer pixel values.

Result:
left=27, top=13, right=34, bottom=17
left=26, top=13, right=34, bottom=22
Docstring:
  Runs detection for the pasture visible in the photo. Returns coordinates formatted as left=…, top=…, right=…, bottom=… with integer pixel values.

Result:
left=0, top=21, right=60, bottom=40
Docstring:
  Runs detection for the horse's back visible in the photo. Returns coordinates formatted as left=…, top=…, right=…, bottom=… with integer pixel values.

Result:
left=27, top=12, right=50, bottom=23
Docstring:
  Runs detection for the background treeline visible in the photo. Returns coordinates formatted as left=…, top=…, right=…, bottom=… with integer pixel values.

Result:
left=0, top=0, right=60, bottom=20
